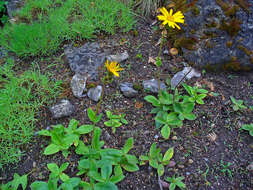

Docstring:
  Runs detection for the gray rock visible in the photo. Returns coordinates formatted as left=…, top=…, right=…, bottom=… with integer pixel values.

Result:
left=64, top=43, right=106, bottom=80
left=106, top=50, right=129, bottom=63
left=49, top=99, right=75, bottom=119
left=143, top=79, right=166, bottom=93
left=171, top=67, right=201, bottom=88
left=87, top=85, right=102, bottom=102
left=167, top=0, right=253, bottom=71
left=120, top=82, right=138, bottom=98
left=5, top=0, right=23, bottom=18
left=71, top=73, right=88, bottom=98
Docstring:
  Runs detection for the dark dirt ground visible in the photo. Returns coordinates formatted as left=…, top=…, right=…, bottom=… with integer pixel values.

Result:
left=1, top=19, right=253, bottom=190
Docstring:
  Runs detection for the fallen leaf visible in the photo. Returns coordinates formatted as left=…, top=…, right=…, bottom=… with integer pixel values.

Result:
left=135, top=101, right=143, bottom=109
left=207, top=132, right=217, bottom=142
left=148, top=56, right=156, bottom=65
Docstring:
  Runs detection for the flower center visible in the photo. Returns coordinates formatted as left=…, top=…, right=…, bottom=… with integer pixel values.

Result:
left=166, top=15, right=174, bottom=22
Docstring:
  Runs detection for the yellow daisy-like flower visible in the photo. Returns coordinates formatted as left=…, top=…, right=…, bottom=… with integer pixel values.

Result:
left=157, top=7, right=184, bottom=29
left=105, top=60, right=124, bottom=77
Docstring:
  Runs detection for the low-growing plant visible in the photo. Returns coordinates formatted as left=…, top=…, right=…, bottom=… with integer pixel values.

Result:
left=240, top=124, right=253, bottom=136
left=182, top=83, right=208, bottom=104
left=165, top=175, right=186, bottom=190
left=38, top=116, right=96, bottom=158
left=76, top=127, right=139, bottom=189
left=1, top=173, right=28, bottom=190
left=230, top=96, right=247, bottom=111
left=220, top=160, right=233, bottom=178
left=139, top=143, right=174, bottom=176
left=144, top=88, right=200, bottom=139
left=104, top=111, right=128, bottom=133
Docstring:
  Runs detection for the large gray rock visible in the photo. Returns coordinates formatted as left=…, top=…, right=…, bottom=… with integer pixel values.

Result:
left=64, top=43, right=106, bottom=80
left=49, top=99, right=75, bottom=119
left=168, top=0, right=253, bottom=71
left=106, top=51, right=129, bottom=63
left=5, top=0, right=23, bottom=18
left=143, top=79, right=166, bottom=93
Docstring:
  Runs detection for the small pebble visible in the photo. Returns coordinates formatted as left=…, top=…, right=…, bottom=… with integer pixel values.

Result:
left=172, top=136, right=178, bottom=140
left=33, top=161, right=36, bottom=168
left=154, top=135, right=159, bottom=139
left=186, top=172, right=191, bottom=176
left=188, top=159, right=194, bottom=164
left=168, top=160, right=176, bottom=168
left=178, top=164, right=185, bottom=169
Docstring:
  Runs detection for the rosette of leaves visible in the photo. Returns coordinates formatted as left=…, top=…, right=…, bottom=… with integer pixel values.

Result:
left=240, top=124, right=253, bottom=137
left=139, top=143, right=174, bottom=176
left=182, top=83, right=208, bottom=104
left=104, top=111, right=128, bottom=133
left=144, top=89, right=197, bottom=139
left=1, top=173, right=28, bottom=190
left=38, top=118, right=94, bottom=158
left=230, top=96, right=247, bottom=111
left=76, top=128, right=139, bottom=189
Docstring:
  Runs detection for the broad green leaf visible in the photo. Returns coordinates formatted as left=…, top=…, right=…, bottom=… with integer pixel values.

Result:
left=169, top=183, right=176, bottom=190
left=197, top=88, right=208, bottom=94
left=139, top=155, right=149, bottom=161
left=151, top=108, right=161, bottom=114
left=60, top=173, right=70, bottom=182
left=89, top=171, right=104, bottom=182
left=161, top=125, right=170, bottom=139
left=183, top=113, right=196, bottom=120
left=101, top=162, right=112, bottom=180
left=144, top=95, right=160, bottom=106
left=198, top=94, right=207, bottom=99
left=76, top=125, right=94, bottom=134
left=47, top=163, right=59, bottom=174
left=11, top=173, right=28, bottom=190
left=183, top=102, right=195, bottom=113
left=79, top=181, right=92, bottom=190
left=149, top=143, right=158, bottom=158
left=149, top=159, right=159, bottom=169
left=44, top=144, right=60, bottom=155
left=68, top=119, right=79, bottom=130
left=183, top=83, right=193, bottom=95
left=75, top=141, right=89, bottom=155
left=37, top=130, right=51, bottom=136
left=60, top=163, right=69, bottom=172
left=87, top=107, right=96, bottom=122
left=163, top=148, right=174, bottom=162
left=196, top=98, right=204, bottom=104
left=92, top=127, right=102, bottom=150
left=106, top=111, right=113, bottom=118
left=122, top=137, right=134, bottom=154
left=157, top=164, right=164, bottom=176
left=94, top=182, right=118, bottom=190
left=173, top=102, right=183, bottom=113
left=30, top=181, right=49, bottom=190
left=122, top=162, right=139, bottom=172
left=60, top=177, right=81, bottom=190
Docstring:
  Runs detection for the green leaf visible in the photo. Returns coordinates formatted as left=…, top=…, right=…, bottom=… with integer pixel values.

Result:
left=47, top=163, right=59, bottom=174
left=59, top=163, right=69, bottom=172
left=183, top=113, right=196, bottom=120
left=68, top=119, right=79, bottom=131
left=30, top=181, right=49, bottom=190
left=122, top=137, right=134, bottom=154
left=122, top=162, right=139, bottom=172
left=92, top=127, right=102, bottom=150
left=44, top=144, right=60, bottom=155
left=94, top=182, right=118, bottom=190
left=183, top=102, right=195, bottom=113
left=88, top=107, right=96, bottom=121
left=163, top=148, right=174, bottom=162
left=149, top=159, right=159, bottom=169
left=149, top=143, right=158, bottom=158
left=75, top=141, right=89, bottom=155
left=151, top=108, right=161, bottom=114
left=76, top=125, right=94, bottom=134
left=89, top=171, right=104, bottom=182
left=196, top=98, right=204, bottom=104
left=197, top=88, right=208, bottom=94
left=106, top=111, right=113, bottom=118
left=157, top=164, right=164, bottom=176
left=159, top=91, right=173, bottom=105
left=144, top=95, right=160, bottom=106
left=60, top=177, right=81, bottom=190
left=37, top=130, right=51, bottom=136
left=169, top=183, right=176, bottom=190
left=173, top=102, right=183, bottom=113
left=198, top=94, right=207, bottom=99
left=101, top=162, right=112, bottom=180
left=60, top=173, right=70, bottom=182
left=139, top=155, right=149, bottom=161
left=11, top=173, right=28, bottom=190
left=183, top=83, right=193, bottom=96
left=161, top=125, right=170, bottom=139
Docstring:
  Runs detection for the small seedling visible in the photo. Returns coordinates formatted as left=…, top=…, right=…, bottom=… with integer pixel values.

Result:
left=165, top=175, right=186, bottom=190
left=136, top=53, right=143, bottom=60
left=183, top=83, right=208, bottom=104
left=240, top=124, right=253, bottom=136
left=220, top=160, right=233, bottom=178
left=104, top=111, right=128, bottom=133
left=139, top=143, right=174, bottom=176
left=1, top=173, right=27, bottom=190
left=230, top=96, right=247, bottom=111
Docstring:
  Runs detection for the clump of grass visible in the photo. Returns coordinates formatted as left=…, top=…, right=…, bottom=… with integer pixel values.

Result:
left=0, top=0, right=136, bottom=57
left=0, top=60, right=62, bottom=166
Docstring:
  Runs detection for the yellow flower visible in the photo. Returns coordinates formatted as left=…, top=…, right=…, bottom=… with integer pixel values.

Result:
left=105, top=60, right=124, bottom=77
left=157, top=7, right=184, bottom=29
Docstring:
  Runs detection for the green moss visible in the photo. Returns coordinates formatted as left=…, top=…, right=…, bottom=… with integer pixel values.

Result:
left=216, top=0, right=239, bottom=17
left=220, top=18, right=241, bottom=37
left=223, top=56, right=241, bottom=71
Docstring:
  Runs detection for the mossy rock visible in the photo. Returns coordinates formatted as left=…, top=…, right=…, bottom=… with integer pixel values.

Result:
left=167, top=0, right=253, bottom=71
